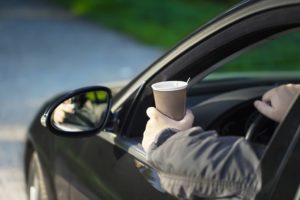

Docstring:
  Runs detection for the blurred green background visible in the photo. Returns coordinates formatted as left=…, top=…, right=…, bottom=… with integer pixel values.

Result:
left=54, top=0, right=300, bottom=72
left=54, top=0, right=238, bottom=48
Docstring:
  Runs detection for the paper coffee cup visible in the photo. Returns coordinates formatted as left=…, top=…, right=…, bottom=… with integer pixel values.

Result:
left=151, top=81, right=187, bottom=120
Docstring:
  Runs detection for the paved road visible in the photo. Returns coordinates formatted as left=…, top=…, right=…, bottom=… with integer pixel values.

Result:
left=0, top=0, right=163, bottom=199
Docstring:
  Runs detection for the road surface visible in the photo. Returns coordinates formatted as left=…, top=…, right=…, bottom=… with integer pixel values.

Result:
left=0, top=0, right=163, bottom=199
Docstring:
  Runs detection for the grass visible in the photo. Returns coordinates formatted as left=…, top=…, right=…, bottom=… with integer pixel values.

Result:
left=54, top=0, right=300, bottom=72
left=222, top=30, right=300, bottom=72
left=54, top=0, right=237, bottom=48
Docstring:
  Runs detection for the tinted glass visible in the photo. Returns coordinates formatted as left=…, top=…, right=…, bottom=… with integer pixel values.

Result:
left=204, top=28, right=300, bottom=80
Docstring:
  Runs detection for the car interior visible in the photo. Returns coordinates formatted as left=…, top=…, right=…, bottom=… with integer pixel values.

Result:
left=188, top=28, right=300, bottom=146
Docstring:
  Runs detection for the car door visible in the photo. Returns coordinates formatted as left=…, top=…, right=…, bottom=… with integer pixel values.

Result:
left=52, top=2, right=300, bottom=200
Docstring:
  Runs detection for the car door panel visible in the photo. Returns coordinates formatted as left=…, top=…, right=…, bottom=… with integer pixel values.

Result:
left=54, top=133, right=175, bottom=200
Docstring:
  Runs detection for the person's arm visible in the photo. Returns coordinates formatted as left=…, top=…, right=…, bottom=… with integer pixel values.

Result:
left=142, top=108, right=261, bottom=200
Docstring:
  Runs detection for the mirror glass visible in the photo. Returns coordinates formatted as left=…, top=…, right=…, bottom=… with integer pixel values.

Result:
left=51, top=90, right=109, bottom=132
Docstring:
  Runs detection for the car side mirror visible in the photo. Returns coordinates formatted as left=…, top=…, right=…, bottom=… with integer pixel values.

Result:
left=41, top=86, right=112, bottom=137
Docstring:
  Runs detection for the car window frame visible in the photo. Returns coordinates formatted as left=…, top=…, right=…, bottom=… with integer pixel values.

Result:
left=122, top=5, right=300, bottom=139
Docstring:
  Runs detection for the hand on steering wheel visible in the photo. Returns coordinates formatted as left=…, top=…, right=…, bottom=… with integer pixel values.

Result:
left=254, top=84, right=300, bottom=123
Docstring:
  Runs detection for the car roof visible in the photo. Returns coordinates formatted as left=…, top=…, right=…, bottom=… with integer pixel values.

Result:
left=112, top=0, right=300, bottom=112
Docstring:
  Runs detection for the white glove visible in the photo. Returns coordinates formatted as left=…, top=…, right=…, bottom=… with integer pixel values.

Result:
left=53, top=100, right=75, bottom=123
left=142, top=107, right=194, bottom=153
left=254, top=84, right=300, bottom=123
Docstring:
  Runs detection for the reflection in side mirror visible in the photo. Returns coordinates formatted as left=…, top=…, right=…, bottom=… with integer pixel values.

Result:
left=51, top=90, right=109, bottom=132
left=42, top=86, right=112, bottom=137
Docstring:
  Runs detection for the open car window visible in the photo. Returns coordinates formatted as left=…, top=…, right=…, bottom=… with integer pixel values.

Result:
left=124, top=27, right=300, bottom=140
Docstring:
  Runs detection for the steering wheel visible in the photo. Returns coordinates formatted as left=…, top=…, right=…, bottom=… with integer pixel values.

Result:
left=245, top=111, right=277, bottom=144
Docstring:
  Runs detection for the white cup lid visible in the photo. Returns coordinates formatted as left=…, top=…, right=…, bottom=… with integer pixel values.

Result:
left=151, top=81, right=188, bottom=91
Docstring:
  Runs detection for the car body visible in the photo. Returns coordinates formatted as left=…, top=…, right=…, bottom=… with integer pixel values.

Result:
left=24, top=0, right=300, bottom=199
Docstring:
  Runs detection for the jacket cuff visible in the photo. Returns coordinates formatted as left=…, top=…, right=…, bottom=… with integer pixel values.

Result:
left=146, top=128, right=179, bottom=160
left=154, top=128, right=179, bottom=147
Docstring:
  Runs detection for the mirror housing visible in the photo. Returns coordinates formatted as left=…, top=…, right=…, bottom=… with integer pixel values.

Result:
left=41, top=86, right=112, bottom=137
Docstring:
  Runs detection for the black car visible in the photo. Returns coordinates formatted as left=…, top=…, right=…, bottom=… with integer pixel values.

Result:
left=24, top=0, right=300, bottom=199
